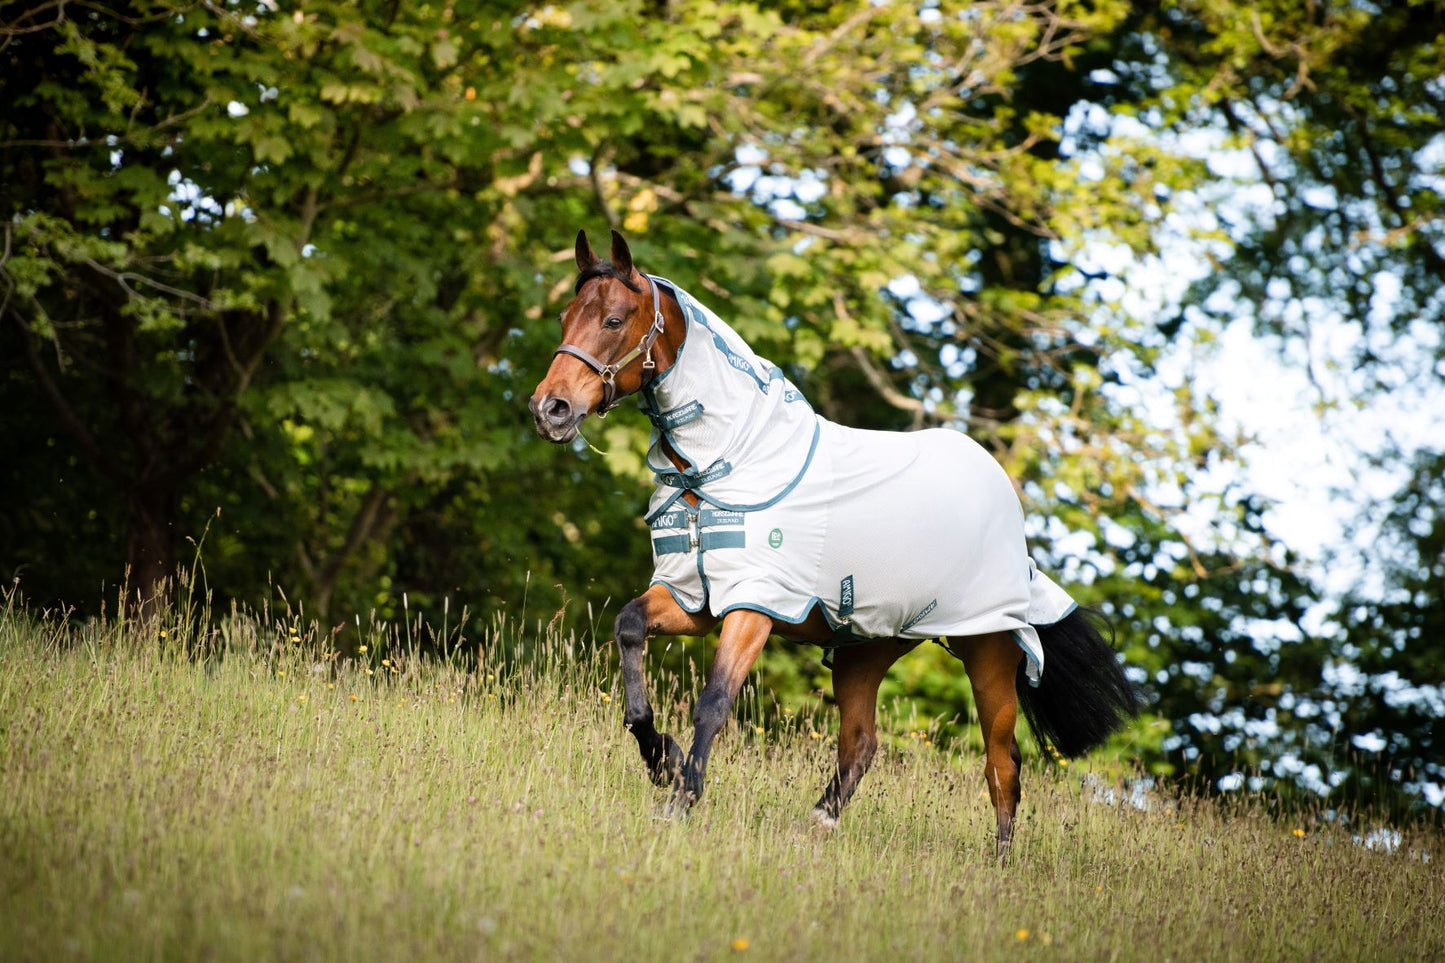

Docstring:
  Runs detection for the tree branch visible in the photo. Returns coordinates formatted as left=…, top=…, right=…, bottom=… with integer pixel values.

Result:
left=311, top=484, right=397, bottom=617
left=5, top=295, right=126, bottom=486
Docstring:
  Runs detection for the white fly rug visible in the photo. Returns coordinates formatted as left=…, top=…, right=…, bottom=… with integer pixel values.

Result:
left=638, top=277, right=1075, bottom=683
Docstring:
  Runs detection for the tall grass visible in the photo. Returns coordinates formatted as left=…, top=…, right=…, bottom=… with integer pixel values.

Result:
left=1, top=597, right=1440, bottom=962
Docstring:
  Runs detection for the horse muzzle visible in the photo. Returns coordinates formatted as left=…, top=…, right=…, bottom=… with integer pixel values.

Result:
left=529, top=393, right=584, bottom=443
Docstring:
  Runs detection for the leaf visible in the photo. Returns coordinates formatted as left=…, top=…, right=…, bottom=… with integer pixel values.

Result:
left=431, top=37, right=459, bottom=70
left=253, top=135, right=293, bottom=165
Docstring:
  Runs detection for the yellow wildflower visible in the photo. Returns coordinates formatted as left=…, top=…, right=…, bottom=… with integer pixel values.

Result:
left=1015, top=929, right=1029, bottom=941
left=731, top=938, right=749, bottom=952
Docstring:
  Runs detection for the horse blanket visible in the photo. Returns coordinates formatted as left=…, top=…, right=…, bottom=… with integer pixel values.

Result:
left=639, top=277, right=1076, bottom=683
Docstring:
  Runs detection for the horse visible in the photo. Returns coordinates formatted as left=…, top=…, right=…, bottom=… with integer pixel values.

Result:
left=529, top=229, right=1139, bottom=854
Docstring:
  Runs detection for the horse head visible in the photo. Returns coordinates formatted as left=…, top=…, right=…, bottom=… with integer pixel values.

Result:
left=529, top=229, right=680, bottom=443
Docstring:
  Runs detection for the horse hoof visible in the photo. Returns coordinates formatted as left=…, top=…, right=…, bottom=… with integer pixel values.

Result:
left=647, top=734, right=685, bottom=788
left=807, top=808, right=839, bottom=837
left=661, top=788, right=697, bottom=820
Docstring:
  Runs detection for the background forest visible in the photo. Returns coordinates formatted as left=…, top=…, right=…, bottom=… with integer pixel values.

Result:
left=1, top=0, right=1441, bottom=820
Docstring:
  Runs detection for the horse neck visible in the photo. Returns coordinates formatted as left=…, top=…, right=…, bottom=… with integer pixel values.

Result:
left=640, top=280, right=816, bottom=496
left=648, top=281, right=687, bottom=378
left=643, top=285, right=702, bottom=504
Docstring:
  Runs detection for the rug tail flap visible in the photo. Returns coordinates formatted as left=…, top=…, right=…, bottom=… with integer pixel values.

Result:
left=1025, top=557, right=1077, bottom=626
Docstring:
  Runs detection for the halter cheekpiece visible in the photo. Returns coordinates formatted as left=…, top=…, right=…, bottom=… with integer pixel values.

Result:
left=553, top=273, right=665, bottom=416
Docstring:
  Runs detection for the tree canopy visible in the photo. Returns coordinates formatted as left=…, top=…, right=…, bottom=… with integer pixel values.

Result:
left=2, top=0, right=1441, bottom=819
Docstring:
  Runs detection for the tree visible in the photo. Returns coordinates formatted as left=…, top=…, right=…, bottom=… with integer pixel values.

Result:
left=1, top=0, right=657, bottom=617
left=4, top=0, right=1437, bottom=816
left=1112, top=0, right=1445, bottom=816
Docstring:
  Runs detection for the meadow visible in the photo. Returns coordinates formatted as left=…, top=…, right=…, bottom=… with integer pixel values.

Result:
left=2, top=598, right=1440, bottom=962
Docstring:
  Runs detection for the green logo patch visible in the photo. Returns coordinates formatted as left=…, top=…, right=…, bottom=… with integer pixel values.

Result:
left=768, top=528, right=784, bottom=549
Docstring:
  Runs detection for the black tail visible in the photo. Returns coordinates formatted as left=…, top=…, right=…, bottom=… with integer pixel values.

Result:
left=1016, top=607, right=1140, bottom=758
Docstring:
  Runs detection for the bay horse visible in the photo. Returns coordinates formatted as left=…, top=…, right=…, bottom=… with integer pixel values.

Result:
left=529, top=229, right=1139, bottom=853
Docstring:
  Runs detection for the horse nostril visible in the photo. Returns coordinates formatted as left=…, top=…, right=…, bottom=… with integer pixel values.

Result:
left=543, top=396, right=573, bottom=425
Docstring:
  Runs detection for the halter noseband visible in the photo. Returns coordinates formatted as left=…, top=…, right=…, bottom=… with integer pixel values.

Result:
left=553, top=273, right=666, bottom=417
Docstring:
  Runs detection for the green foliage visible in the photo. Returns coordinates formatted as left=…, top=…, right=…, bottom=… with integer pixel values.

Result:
left=1, top=0, right=1440, bottom=818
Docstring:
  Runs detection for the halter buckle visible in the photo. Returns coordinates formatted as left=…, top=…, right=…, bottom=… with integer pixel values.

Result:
left=642, top=309, right=664, bottom=371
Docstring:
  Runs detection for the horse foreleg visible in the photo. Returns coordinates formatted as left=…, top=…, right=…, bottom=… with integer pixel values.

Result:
left=665, top=608, right=772, bottom=816
left=812, top=639, right=919, bottom=830
left=958, top=631, right=1025, bottom=859
left=615, top=585, right=716, bottom=787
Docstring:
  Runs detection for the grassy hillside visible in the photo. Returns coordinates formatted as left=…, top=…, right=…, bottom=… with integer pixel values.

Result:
left=1, top=601, right=1440, bottom=962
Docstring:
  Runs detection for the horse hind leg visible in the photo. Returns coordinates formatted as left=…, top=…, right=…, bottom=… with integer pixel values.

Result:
left=954, top=631, right=1024, bottom=859
left=812, top=639, right=919, bottom=829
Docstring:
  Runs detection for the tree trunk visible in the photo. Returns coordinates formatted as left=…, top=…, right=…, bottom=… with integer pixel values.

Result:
left=125, top=484, right=179, bottom=613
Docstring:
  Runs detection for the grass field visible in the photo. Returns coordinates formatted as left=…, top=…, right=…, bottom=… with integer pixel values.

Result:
left=2, top=599, right=1440, bottom=962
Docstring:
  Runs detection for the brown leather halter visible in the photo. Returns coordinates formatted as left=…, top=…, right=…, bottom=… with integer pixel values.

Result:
left=553, top=273, right=666, bottom=416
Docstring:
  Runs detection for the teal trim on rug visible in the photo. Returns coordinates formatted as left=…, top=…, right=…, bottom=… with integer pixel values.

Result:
left=1011, top=628, right=1043, bottom=687
left=640, top=385, right=702, bottom=478
left=649, top=399, right=705, bottom=430
left=700, top=530, right=745, bottom=551
left=714, top=598, right=834, bottom=633
left=656, top=458, right=733, bottom=489
left=643, top=488, right=689, bottom=525
left=699, top=508, right=745, bottom=527
left=900, top=599, right=938, bottom=633
left=672, top=420, right=821, bottom=514
left=651, top=529, right=746, bottom=557
left=649, top=579, right=710, bottom=615
left=650, top=508, right=691, bottom=531
left=652, top=534, right=692, bottom=556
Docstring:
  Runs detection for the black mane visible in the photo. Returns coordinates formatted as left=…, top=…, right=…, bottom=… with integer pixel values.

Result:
left=575, top=260, right=642, bottom=294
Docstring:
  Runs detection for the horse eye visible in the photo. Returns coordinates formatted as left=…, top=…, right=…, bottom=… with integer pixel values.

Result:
left=603, top=316, right=623, bottom=330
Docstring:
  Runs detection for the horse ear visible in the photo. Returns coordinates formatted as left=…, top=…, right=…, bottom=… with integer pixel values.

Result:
left=609, top=229, right=635, bottom=279
left=575, top=230, right=599, bottom=273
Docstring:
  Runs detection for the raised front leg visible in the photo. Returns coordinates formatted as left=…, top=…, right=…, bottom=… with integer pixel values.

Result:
left=665, top=608, right=773, bottom=815
left=812, top=638, right=919, bottom=829
left=614, top=585, right=716, bottom=787
left=957, top=631, right=1025, bottom=859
